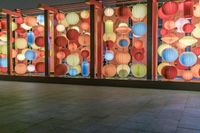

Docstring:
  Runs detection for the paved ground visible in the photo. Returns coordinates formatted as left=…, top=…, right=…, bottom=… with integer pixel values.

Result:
left=0, top=81, right=200, bottom=133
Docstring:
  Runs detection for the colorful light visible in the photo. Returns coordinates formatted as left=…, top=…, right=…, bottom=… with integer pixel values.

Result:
left=104, top=8, right=114, bottom=17
left=131, top=64, right=147, bottom=78
left=132, top=22, right=147, bottom=37
left=66, top=12, right=80, bottom=25
left=132, top=4, right=147, bottom=20
left=179, top=52, right=197, bottom=67
left=162, top=48, right=178, bottom=62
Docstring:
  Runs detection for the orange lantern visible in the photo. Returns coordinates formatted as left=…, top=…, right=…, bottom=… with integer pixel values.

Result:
left=78, top=34, right=90, bottom=46
left=24, top=16, right=37, bottom=27
left=134, top=40, right=143, bottom=49
left=56, top=51, right=66, bottom=60
left=15, top=63, right=27, bottom=75
left=56, top=13, right=65, bottom=21
left=182, top=70, right=193, bottom=81
left=80, top=22, right=90, bottom=31
left=115, top=52, right=131, bottom=64
left=102, top=64, right=117, bottom=77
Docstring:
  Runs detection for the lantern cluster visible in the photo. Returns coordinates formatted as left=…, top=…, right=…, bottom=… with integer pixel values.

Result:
left=157, top=0, right=200, bottom=81
left=103, top=4, right=147, bottom=79
left=54, top=10, right=90, bottom=77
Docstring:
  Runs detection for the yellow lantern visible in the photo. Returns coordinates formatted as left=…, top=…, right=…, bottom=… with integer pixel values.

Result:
left=157, top=44, right=171, bottom=57
left=179, top=36, right=198, bottom=47
left=157, top=63, right=170, bottom=75
left=161, top=34, right=179, bottom=44
left=104, top=8, right=114, bottom=17
left=1, top=45, right=7, bottom=55
left=80, top=10, right=90, bottom=19
left=12, top=22, right=17, bottom=31
left=105, top=20, right=114, bottom=34
left=117, top=64, right=130, bottom=78
left=15, top=38, right=27, bottom=49
left=103, top=32, right=116, bottom=42
left=66, top=12, right=80, bottom=25
left=131, top=64, right=147, bottom=78
left=132, top=4, right=147, bottom=19
left=192, top=24, right=200, bottom=38
left=65, top=54, right=80, bottom=66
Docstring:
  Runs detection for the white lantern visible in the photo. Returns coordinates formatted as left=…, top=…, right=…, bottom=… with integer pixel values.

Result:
left=104, top=8, right=114, bottom=17
left=175, top=18, right=190, bottom=33
left=56, top=24, right=65, bottom=32
left=27, top=64, right=35, bottom=72
left=65, top=54, right=80, bottom=66
left=17, top=54, right=25, bottom=61
left=80, top=10, right=90, bottom=19
left=66, top=12, right=80, bottom=25
left=132, top=4, right=147, bottom=19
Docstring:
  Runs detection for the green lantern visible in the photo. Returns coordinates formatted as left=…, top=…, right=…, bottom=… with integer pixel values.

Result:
left=131, top=64, right=147, bottom=78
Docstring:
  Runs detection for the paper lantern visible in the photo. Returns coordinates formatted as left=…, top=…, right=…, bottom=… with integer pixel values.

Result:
left=160, top=28, right=168, bottom=36
left=134, top=52, right=144, bottom=61
left=15, top=63, right=27, bottom=74
left=134, top=40, right=143, bottom=49
left=82, top=60, right=89, bottom=77
left=158, top=7, right=170, bottom=20
left=116, top=24, right=131, bottom=35
left=15, top=17, right=24, bottom=24
left=1, top=45, right=7, bottom=55
left=179, top=36, right=197, bottom=47
left=157, top=63, right=170, bottom=75
left=175, top=18, right=190, bottom=33
left=131, top=64, right=147, bottom=78
left=161, top=33, right=179, bottom=44
left=69, top=68, right=78, bottom=76
left=56, top=51, right=66, bottom=60
left=157, top=44, right=171, bottom=57
left=36, top=62, right=45, bottom=73
left=24, top=16, right=37, bottom=27
left=179, top=52, right=197, bottom=67
left=27, top=31, right=35, bottom=45
left=56, top=24, right=65, bottom=32
left=102, top=64, right=116, bottom=77
left=68, top=42, right=78, bottom=52
left=191, top=64, right=200, bottom=78
left=194, top=2, right=200, bottom=17
left=103, top=33, right=116, bottom=42
left=131, top=47, right=145, bottom=57
left=117, top=64, right=130, bottom=78
left=162, top=1, right=178, bottom=15
left=175, top=58, right=187, bottom=70
left=104, top=50, right=114, bottom=61
left=183, top=23, right=194, bottom=33
left=12, top=22, right=17, bottom=31
left=132, top=4, right=147, bottom=20
left=80, top=22, right=90, bottom=31
left=192, top=24, right=200, bottom=38
left=115, top=52, right=131, bottom=64
left=80, top=10, right=90, bottom=19
left=56, top=13, right=65, bottom=21
left=78, top=34, right=90, bottom=46
left=66, top=54, right=80, bottom=66
left=17, top=54, right=25, bottom=61
left=182, top=70, right=193, bottom=81
left=161, top=66, right=177, bottom=79
left=66, top=12, right=79, bottom=25
left=164, top=20, right=175, bottom=30
left=15, top=38, right=27, bottom=49
left=37, top=15, right=44, bottom=25
left=132, top=22, right=147, bottom=37
left=162, top=48, right=178, bottom=62
left=25, top=50, right=36, bottom=61
left=184, top=0, right=193, bottom=19
left=193, top=47, right=200, bottom=56
left=81, top=50, right=89, bottom=58
left=104, top=8, right=114, bottom=17
left=0, top=58, right=7, bottom=67
left=118, top=7, right=131, bottom=20
left=55, top=64, right=67, bottom=75
left=116, top=36, right=130, bottom=48
left=55, top=36, right=67, bottom=47
left=35, top=36, right=44, bottom=47
left=67, top=29, right=79, bottom=40
left=27, top=64, right=35, bottom=72
left=105, top=20, right=114, bottom=34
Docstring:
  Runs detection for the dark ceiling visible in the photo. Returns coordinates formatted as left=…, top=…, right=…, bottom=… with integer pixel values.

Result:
left=0, top=0, right=84, bottom=10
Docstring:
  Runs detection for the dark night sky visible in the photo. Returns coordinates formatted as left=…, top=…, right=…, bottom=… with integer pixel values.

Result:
left=0, top=0, right=84, bottom=10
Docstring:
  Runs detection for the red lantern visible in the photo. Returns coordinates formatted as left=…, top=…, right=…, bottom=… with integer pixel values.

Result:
left=105, top=40, right=115, bottom=49
left=160, top=28, right=168, bottom=36
left=175, top=58, right=187, bottom=70
left=182, top=70, right=193, bottom=81
left=193, top=47, right=200, bottom=56
left=134, top=52, right=144, bottom=61
left=131, top=47, right=145, bottom=57
left=55, top=36, right=67, bottom=47
left=184, top=0, right=193, bottom=19
left=162, top=2, right=178, bottom=15
left=183, top=23, right=194, bottom=33
left=134, top=40, right=143, bottom=49
left=158, top=7, right=171, bottom=20
left=36, top=62, right=45, bottom=73
left=56, top=13, right=65, bottom=21
left=66, top=29, right=79, bottom=41
left=0, top=19, right=7, bottom=30
left=81, top=50, right=90, bottom=58
left=55, top=64, right=67, bottom=75
left=15, top=17, right=24, bottom=24
left=35, top=36, right=44, bottom=47
left=161, top=66, right=177, bottom=79
left=118, top=7, right=131, bottom=20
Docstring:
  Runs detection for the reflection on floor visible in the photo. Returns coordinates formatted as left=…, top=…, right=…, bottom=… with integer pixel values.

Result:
left=0, top=81, right=200, bottom=133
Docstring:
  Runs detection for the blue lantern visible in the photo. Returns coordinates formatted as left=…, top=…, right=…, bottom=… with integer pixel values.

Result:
left=69, top=68, right=77, bottom=76
left=0, top=58, right=7, bottom=67
left=162, top=48, right=178, bottom=62
left=25, top=50, right=36, bottom=61
left=27, top=31, right=35, bottom=46
left=104, top=51, right=114, bottom=61
left=132, top=22, right=147, bottom=37
left=179, top=52, right=197, bottom=67
left=37, top=15, right=44, bottom=25
left=82, top=60, right=89, bottom=77
left=119, top=39, right=128, bottom=47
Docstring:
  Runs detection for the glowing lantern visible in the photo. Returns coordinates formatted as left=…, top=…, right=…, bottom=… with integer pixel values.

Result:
left=80, top=10, right=90, bottom=19
left=105, top=20, right=114, bottom=34
left=15, top=63, right=27, bottom=74
left=116, top=23, right=131, bottom=34
left=78, top=34, right=90, bottom=46
left=66, top=54, right=80, bottom=66
left=27, top=64, right=35, bottom=72
left=0, top=58, right=7, bottom=67
left=134, top=40, right=143, bottom=49
left=0, top=34, right=7, bottom=42
left=21, top=23, right=32, bottom=30
left=175, top=18, right=190, bottom=33
left=56, top=51, right=66, bottom=60
left=36, top=62, right=45, bottom=73
left=102, top=64, right=116, bottom=77
left=17, top=54, right=25, bottom=61
left=131, top=64, right=147, bottom=78
left=37, top=15, right=44, bottom=25
left=103, top=33, right=116, bottom=42
left=182, top=70, right=193, bottom=81
left=66, top=12, right=79, bottom=25
left=15, top=38, right=27, bottom=49
left=24, top=16, right=37, bottom=27
left=162, top=1, right=178, bottom=15
left=191, top=64, right=200, bottom=78
left=1, top=45, right=7, bottom=54
left=56, top=13, right=65, bottom=21
left=162, top=48, right=178, bottom=62
left=117, top=37, right=130, bottom=48
left=35, top=36, right=44, bottom=47
left=179, top=36, right=197, bottom=47
left=134, top=51, right=144, bottom=61
left=161, top=33, right=179, bottom=44
left=67, top=29, right=79, bottom=40
left=183, top=23, right=194, bottom=33
left=104, top=8, right=114, bottom=17
left=27, top=31, right=35, bottom=45
left=104, top=50, right=114, bottom=61
left=192, top=24, right=200, bottom=38
left=158, top=7, right=170, bottom=20
left=161, top=66, right=177, bottom=79
left=12, top=22, right=17, bottom=31
left=160, top=28, right=168, bottom=36
left=164, top=20, right=175, bottom=30
left=82, top=60, right=89, bottom=77
left=115, top=52, right=131, bottom=64
left=25, top=50, right=36, bottom=61
left=56, top=24, right=65, bottom=32
left=179, top=52, right=197, bottom=67
left=194, top=2, right=200, bottom=17
left=81, top=50, right=89, bottom=58
left=132, top=22, right=147, bottom=37
left=69, top=68, right=78, bottom=76
left=55, top=36, right=67, bottom=47
left=55, top=64, right=67, bottom=75
left=157, top=44, right=171, bottom=57
left=157, top=63, right=170, bottom=75
left=80, top=22, right=90, bottom=31
left=118, top=7, right=131, bottom=20
left=184, top=0, right=193, bottom=19
left=117, top=64, right=130, bottom=78
left=132, top=4, right=147, bottom=20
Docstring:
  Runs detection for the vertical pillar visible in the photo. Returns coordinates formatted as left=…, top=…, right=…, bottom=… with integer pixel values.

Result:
left=7, top=14, right=12, bottom=75
left=90, top=5, right=95, bottom=78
